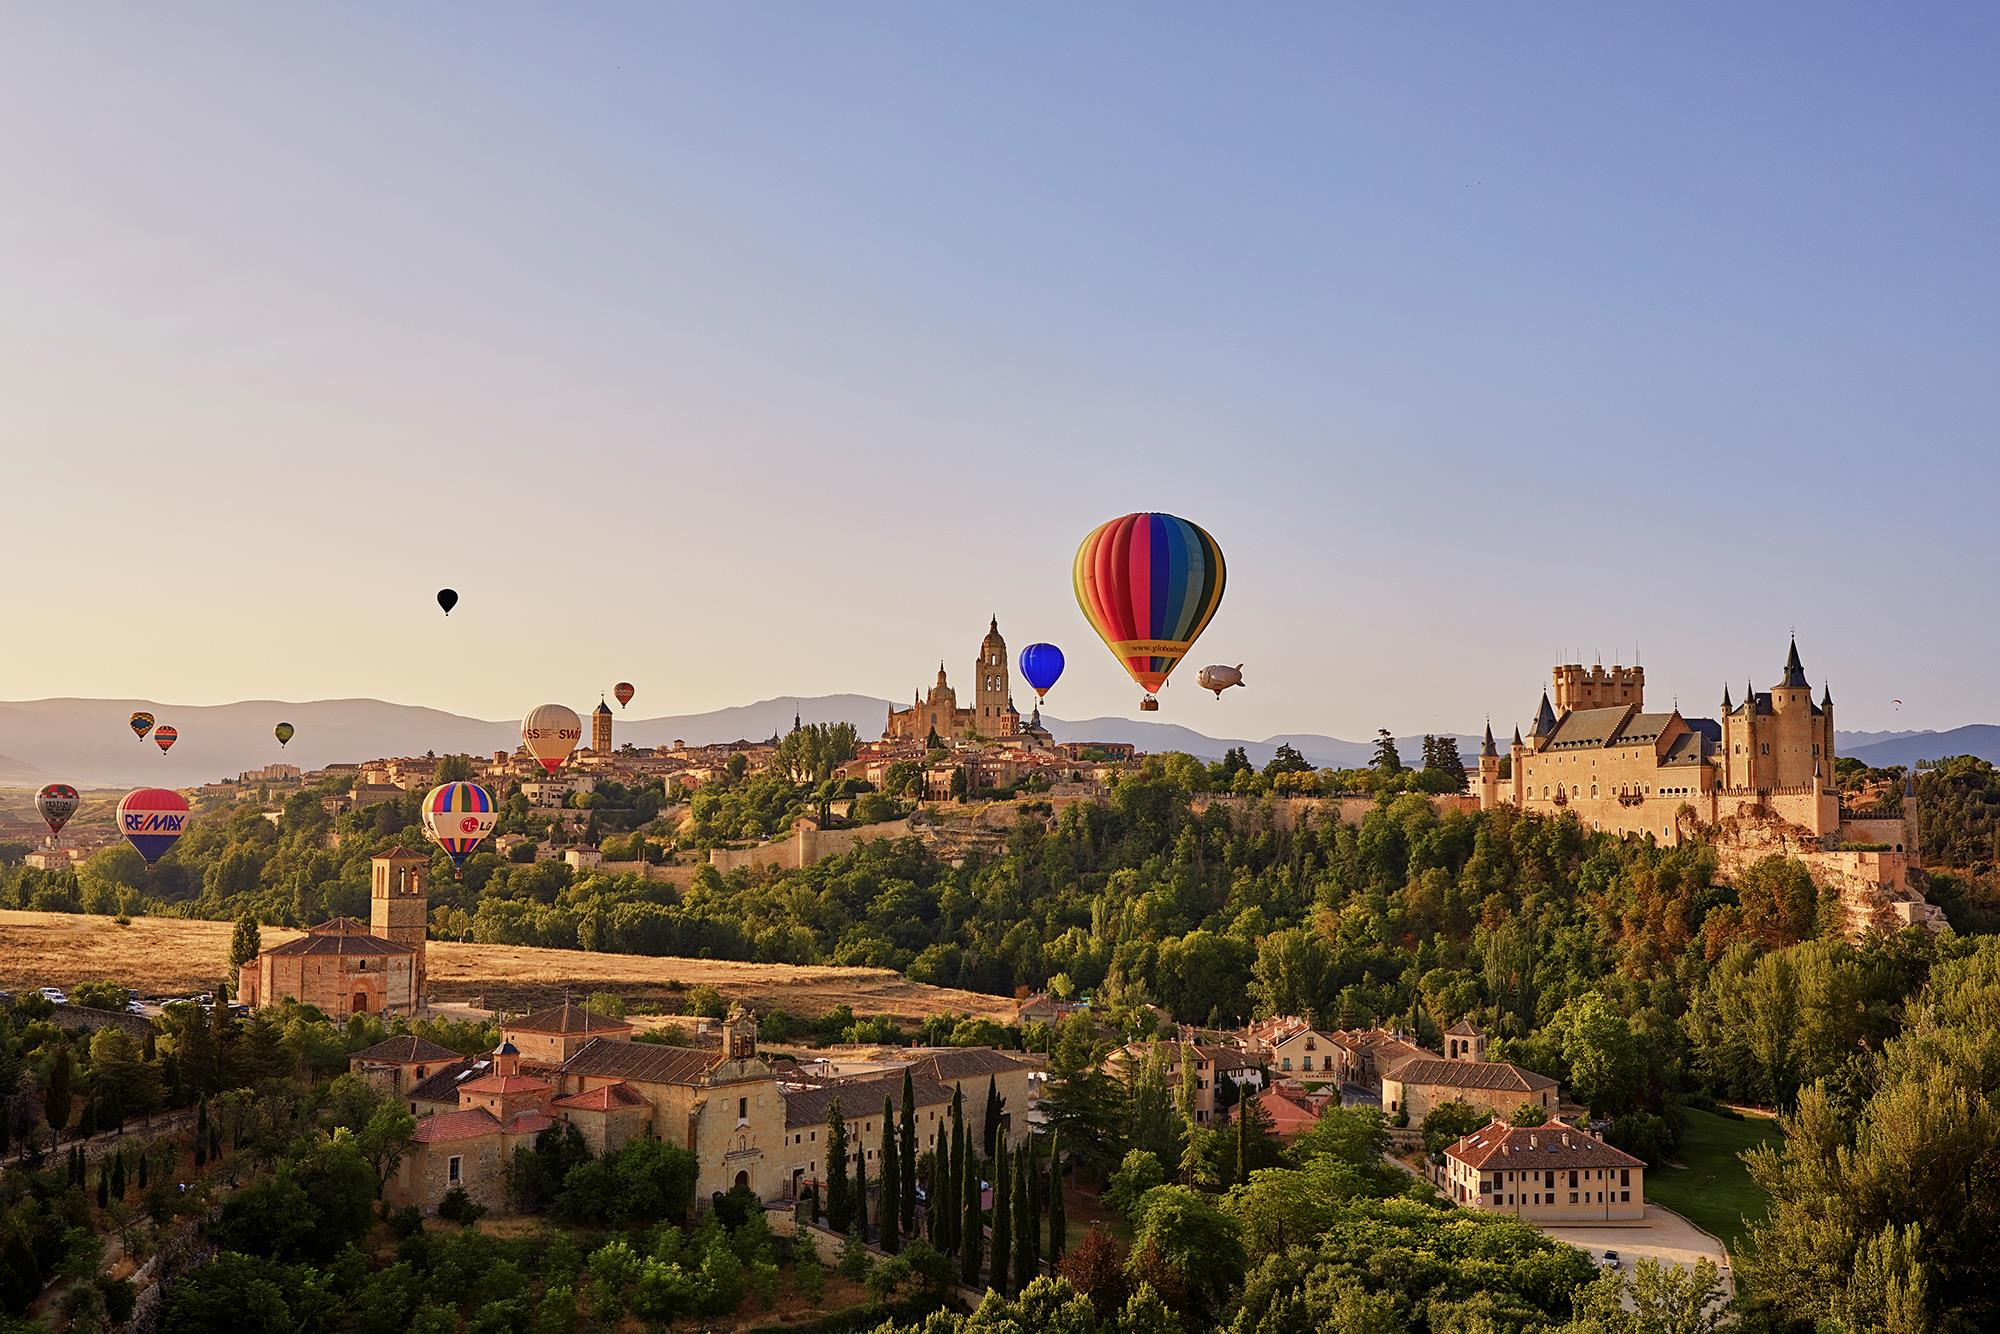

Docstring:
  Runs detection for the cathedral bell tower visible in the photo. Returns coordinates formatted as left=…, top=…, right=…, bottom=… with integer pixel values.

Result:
left=975, top=617, right=1009, bottom=733
left=592, top=697, right=613, bottom=753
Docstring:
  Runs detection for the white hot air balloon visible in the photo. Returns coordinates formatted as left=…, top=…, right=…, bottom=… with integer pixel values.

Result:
left=1196, top=664, right=1246, bottom=698
left=521, top=703, right=583, bottom=775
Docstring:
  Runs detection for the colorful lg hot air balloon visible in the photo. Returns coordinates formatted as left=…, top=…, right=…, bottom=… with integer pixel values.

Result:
left=437, top=588, right=458, bottom=616
left=614, top=682, right=635, bottom=710
left=1018, top=644, right=1065, bottom=702
left=521, top=703, right=583, bottom=775
left=118, top=788, right=189, bottom=864
left=35, top=784, right=80, bottom=841
left=153, top=725, right=178, bottom=753
left=129, top=712, right=155, bottom=740
left=423, top=782, right=497, bottom=878
left=1073, top=512, right=1226, bottom=712
left=274, top=722, right=295, bottom=748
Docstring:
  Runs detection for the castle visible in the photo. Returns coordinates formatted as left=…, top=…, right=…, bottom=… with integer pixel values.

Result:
left=237, top=847, right=429, bottom=1019
left=1476, top=639, right=1916, bottom=858
left=884, top=617, right=1022, bottom=743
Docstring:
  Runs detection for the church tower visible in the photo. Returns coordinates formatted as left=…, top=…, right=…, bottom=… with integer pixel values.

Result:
left=592, top=697, right=613, bottom=754
left=371, top=848, right=428, bottom=1004
left=974, top=617, right=1009, bottom=733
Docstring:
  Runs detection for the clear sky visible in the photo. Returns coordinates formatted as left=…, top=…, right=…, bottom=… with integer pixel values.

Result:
left=3, top=5, right=1997, bottom=739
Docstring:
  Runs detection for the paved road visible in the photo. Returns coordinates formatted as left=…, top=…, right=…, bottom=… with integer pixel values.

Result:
left=1537, top=1205, right=1733, bottom=1298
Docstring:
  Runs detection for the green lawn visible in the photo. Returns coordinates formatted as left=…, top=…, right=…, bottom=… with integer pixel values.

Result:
left=1644, top=1107, right=1782, bottom=1251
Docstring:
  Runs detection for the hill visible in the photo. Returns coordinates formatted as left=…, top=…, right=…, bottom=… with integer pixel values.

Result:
left=0, top=909, right=1015, bottom=1023
left=1844, top=726, right=2000, bottom=769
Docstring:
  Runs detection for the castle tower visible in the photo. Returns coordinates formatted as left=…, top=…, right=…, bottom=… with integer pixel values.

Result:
left=1477, top=722, right=1500, bottom=811
left=592, top=697, right=613, bottom=754
left=974, top=617, right=1009, bottom=733
left=1526, top=690, right=1557, bottom=753
left=1509, top=726, right=1525, bottom=805
left=1551, top=662, right=1644, bottom=713
left=371, top=847, right=428, bottom=1005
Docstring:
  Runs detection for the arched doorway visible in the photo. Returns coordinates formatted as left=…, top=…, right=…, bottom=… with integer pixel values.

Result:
left=352, top=991, right=370, bottom=1014
left=734, top=1170, right=749, bottom=1190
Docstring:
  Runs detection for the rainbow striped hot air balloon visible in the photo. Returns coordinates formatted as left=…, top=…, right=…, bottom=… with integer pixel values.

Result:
left=1073, top=512, right=1226, bottom=712
left=422, top=782, right=497, bottom=878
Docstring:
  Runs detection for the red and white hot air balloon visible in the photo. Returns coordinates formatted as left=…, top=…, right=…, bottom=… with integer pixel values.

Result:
left=521, top=703, right=583, bottom=775
left=118, top=788, right=190, bottom=864
left=35, top=784, right=81, bottom=841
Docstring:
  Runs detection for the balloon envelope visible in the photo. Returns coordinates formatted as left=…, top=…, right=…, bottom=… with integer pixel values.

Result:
left=1018, top=643, right=1066, bottom=701
left=118, top=787, right=189, bottom=864
left=614, top=682, right=635, bottom=709
left=423, top=782, right=497, bottom=875
left=1073, top=512, right=1226, bottom=700
left=274, top=722, right=295, bottom=748
left=129, top=712, right=155, bottom=740
left=1196, top=664, right=1245, bottom=697
left=437, top=588, right=458, bottom=615
left=153, top=725, right=178, bottom=753
left=35, top=784, right=80, bottom=838
left=521, top=704, right=583, bottom=775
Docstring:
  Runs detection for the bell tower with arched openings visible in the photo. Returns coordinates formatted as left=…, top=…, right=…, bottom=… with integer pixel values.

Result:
left=371, top=847, right=429, bottom=1005
left=974, top=616, right=1010, bottom=733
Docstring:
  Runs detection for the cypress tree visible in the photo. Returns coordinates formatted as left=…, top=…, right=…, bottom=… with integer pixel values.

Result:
left=852, top=1133, right=868, bottom=1237
left=96, top=1164, right=109, bottom=1208
left=982, top=1075, right=1003, bottom=1161
left=1047, top=1131, right=1066, bottom=1264
left=137, top=1151, right=148, bottom=1189
left=931, top=1124, right=952, bottom=1250
left=990, top=1138, right=1011, bottom=1296
left=824, top=1104, right=850, bottom=1233
left=1012, top=1141, right=1034, bottom=1292
left=110, top=1150, right=126, bottom=1200
left=898, top=1069, right=918, bottom=1233
left=879, top=1098, right=901, bottom=1254
left=959, top=1123, right=982, bottom=1286
left=45, top=1049, right=72, bottom=1144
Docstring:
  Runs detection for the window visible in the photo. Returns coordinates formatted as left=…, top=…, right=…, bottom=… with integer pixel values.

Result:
left=737, top=1097, right=748, bottom=1123
left=1761, top=743, right=1770, bottom=755
left=1569, top=1192, right=1578, bottom=1204
left=448, top=1156, right=462, bottom=1185
left=1569, top=1170, right=1578, bottom=1187
left=1620, top=1168, right=1629, bottom=1186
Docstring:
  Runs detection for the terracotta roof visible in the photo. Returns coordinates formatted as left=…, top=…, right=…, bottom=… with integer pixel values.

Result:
left=263, top=920, right=414, bottom=957
left=560, top=1038, right=721, bottom=1085
left=914, top=1048, right=1039, bottom=1082
left=783, top=1068, right=956, bottom=1130
left=505, top=1002, right=634, bottom=1036
left=502, top=1110, right=555, bottom=1137
left=552, top=1082, right=651, bottom=1112
left=407, top=1059, right=483, bottom=1104
left=458, top=1073, right=551, bottom=1096
left=352, top=1035, right=460, bottom=1065
left=1446, top=1119, right=1643, bottom=1171
left=1385, top=1057, right=1557, bottom=1093
left=411, top=1108, right=502, bottom=1143
left=1444, top=1020, right=1481, bottom=1037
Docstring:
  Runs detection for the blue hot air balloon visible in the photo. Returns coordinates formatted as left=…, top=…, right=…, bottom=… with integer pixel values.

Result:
left=1018, top=643, right=1066, bottom=703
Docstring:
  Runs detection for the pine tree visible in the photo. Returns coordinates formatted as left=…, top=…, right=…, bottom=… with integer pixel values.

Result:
left=852, top=1133, right=868, bottom=1237
left=990, top=1138, right=1012, bottom=1296
left=982, top=1075, right=1004, bottom=1161
left=1047, top=1131, right=1067, bottom=1264
left=879, top=1096, right=901, bottom=1254
left=1373, top=728, right=1403, bottom=773
left=898, top=1069, right=918, bottom=1233
left=824, top=1104, right=850, bottom=1233
left=1012, top=1140, right=1034, bottom=1292
left=959, top=1123, right=983, bottom=1286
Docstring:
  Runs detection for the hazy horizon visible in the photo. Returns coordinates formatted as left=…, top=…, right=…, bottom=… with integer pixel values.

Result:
left=5, top=6, right=1996, bottom=739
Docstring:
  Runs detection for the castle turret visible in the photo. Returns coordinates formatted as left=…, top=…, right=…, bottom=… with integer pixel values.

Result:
left=1477, top=722, right=1501, bottom=810
left=1527, top=690, right=1557, bottom=752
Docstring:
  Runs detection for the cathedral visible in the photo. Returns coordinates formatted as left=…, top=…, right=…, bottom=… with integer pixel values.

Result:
left=884, top=618, right=1022, bottom=743
left=1477, top=639, right=1915, bottom=855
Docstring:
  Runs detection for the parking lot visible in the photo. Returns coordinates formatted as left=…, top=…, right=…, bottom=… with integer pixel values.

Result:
left=1538, top=1205, right=1733, bottom=1298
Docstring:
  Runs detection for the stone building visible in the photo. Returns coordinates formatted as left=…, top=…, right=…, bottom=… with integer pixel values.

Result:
left=1479, top=639, right=1918, bottom=857
left=591, top=697, right=613, bottom=754
left=884, top=618, right=1021, bottom=743
left=1440, top=1117, right=1644, bottom=1222
left=237, top=849, right=429, bottom=1019
left=1382, top=1056, right=1559, bottom=1123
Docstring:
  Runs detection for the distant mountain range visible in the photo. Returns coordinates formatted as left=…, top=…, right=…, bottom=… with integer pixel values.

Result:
left=0, top=695, right=1990, bottom=788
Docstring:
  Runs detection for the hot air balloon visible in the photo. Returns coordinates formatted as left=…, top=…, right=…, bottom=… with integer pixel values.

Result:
left=1018, top=644, right=1065, bottom=702
left=1073, top=512, right=1226, bottom=713
left=118, top=788, right=189, bottom=864
left=129, top=712, right=155, bottom=740
left=1197, top=664, right=1245, bottom=698
left=153, top=725, right=178, bottom=753
left=521, top=703, right=583, bottom=775
left=614, top=682, right=635, bottom=710
left=274, top=722, right=295, bottom=748
left=423, top=781, right=497, bottom=878
left=437, top=588, right=459, bottom=616
left=35, top=784, right=80, bottom=841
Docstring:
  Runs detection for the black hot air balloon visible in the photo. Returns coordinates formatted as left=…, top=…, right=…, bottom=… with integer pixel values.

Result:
left=437, top=589, right=459, bottom=616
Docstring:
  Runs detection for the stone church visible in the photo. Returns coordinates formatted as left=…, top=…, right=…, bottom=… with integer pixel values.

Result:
left=884, top=617, right=1021, bottom=743
left=237, top=847, right=429, bottom=1019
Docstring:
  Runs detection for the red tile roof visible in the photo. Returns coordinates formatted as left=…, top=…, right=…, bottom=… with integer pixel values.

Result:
left=504, top=1002, right=633, bottom=1036
left=1385, top=1057, right=1557, bottom=1093
left=552, top=1082, right=650, bottom=1112
left=351, top=1035, right=460, bottom=1065
left=458, top=1074, right=551, bottom=1097
left=410, top=1108, right=502, bottom=1143
left=502, top=1111, right=555, bottom=1137
left=264, top=920, right=414, bottom=957
left=1445, top=1119, right=1643, bottom=1171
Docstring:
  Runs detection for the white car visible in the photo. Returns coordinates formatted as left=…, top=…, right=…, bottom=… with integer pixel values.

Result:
left=40, top=987, right=66, bottom=1004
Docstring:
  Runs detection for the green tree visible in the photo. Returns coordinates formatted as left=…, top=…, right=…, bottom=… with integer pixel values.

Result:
left=852, top=1127, right=868, bottom=1236
left=960, top=1116, right=983, bottom=1285
left=1105, top=1149, right=1165, bottom=1219
left=879, top=1096, right=900, bottom=1254
left=1047, top=1131, right=1067, bottom=1265
left=823, top=1103, right=850, bottom=1233
left=983, top=1074, right=1005, bottom=1161
left=899, top=1069, right=918, bottom=1233
left=990, top=1138, right=1012, bottom=1295
left=45, top=1047, right=73, bottom=1143
left=1421, top=1099, right=1489, bottom=1158
left=1126, top=1185, right=1244, bottom=1319
left=1557, top=992, right=1645, bottom=1117
left=1372, top=730, right=1403, bottom=774
left=1233, top=1094, right=1280, bottom=1183
left=228, top=913, right=262, bottom=973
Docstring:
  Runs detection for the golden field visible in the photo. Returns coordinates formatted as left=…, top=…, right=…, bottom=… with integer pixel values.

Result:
left=0, top=909, right=1014, bottom=1023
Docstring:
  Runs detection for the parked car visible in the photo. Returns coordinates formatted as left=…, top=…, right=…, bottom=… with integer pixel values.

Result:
left=1602, top=1250, right=1621, bottom=1266
left=126, top=1000, right=148, bottom=1014
left=39, top=987, right=67, bottom=1004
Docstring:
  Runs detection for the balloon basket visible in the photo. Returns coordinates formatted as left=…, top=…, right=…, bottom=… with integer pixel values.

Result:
left=1140, top=696, right=1160, bottom=713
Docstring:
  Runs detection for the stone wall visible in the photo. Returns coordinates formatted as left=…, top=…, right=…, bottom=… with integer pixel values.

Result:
left=709, top=819, right=915, bottom=873
left=1712, top=812, right=1945, bottom=936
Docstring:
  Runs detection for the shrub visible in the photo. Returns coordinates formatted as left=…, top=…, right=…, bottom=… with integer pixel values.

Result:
left=837, top=1227, right=872, bottom=1281
left=439, top=1187, right=486, bottom=1225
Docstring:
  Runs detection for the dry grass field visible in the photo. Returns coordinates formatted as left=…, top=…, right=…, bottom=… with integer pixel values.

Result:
left=0, top=908, right=1014, bottom=1023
